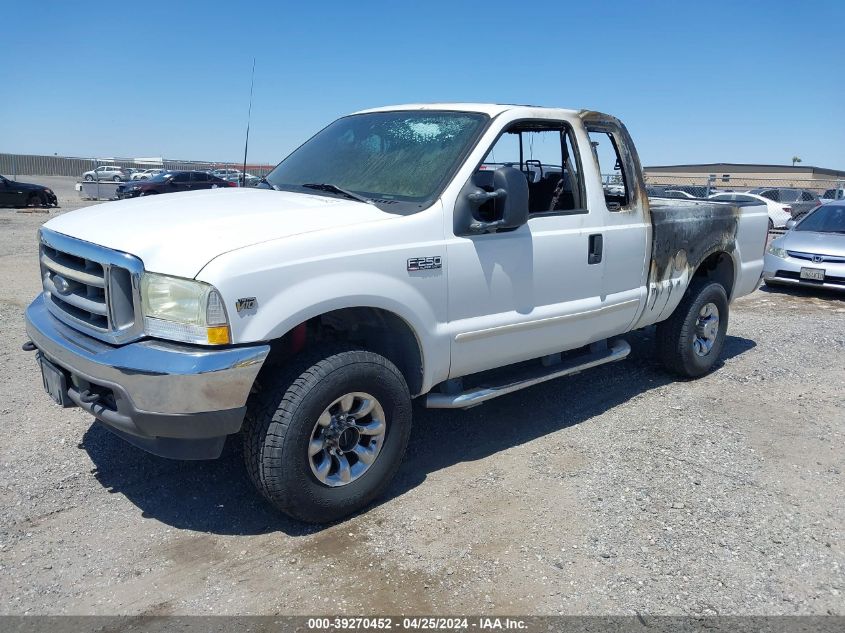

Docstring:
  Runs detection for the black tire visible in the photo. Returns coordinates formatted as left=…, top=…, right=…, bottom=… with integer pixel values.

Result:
left=84, top=175, right=93, bottom=181
left=243, top=345, right=412, bottom=523
left=656, top=279, right=729, bottom=378
left=27, top=193, right=42, bottom=208
left=112, top=175, right=121, bottom=182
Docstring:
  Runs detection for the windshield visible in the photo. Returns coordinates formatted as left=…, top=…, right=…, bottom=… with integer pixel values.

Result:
left=795, top=204, right=845, bottom=233
left=149, top=173, right=172, bottom=183
left=265, top=110, right=489, bottom=212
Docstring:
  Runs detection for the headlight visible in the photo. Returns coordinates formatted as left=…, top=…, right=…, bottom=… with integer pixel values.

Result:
left=140, top=273, right=230, bottom=345
left=130, top=185, right=141, bottom=190
left=767, top=243, right=788, bottom=259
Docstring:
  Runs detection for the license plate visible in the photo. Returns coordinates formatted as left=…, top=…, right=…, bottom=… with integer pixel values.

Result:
left=800, top=267, right=825, bottom=281
left=39, top=356, right=71, bottom=407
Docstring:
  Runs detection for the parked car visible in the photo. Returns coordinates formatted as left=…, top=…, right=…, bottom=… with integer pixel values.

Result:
left=82, top=165, right=129, bottom=182
left=213, top=169, right=260, bottom=187
left=708, top=191, right=792, bottom=230
left=662, top=184, right=710, bottom=198
left=821, top=187, right=845, bottom=203
left=0, top=174, right=58, bottom=208
left=24, top=104, right=767, bottom=523
left=747, top=187, right=820, bottom=220
left=763, top=202, right=845, bottom=292
left=663, top=189, right=697, bottom=199
left=131, top=168, right=167, bottom=181
left=241, top=172, right=261, bottom=187
left=211, top=168, right=242, bottom=180
left=116, top=170, right=235, bottom=198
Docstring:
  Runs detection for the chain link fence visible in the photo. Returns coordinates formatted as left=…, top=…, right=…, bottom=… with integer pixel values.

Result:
left=642, top=174, right=844, bottom=201
left=600, top=173, right=845, bottom=222
left=0, top=153, right=275, bottom=180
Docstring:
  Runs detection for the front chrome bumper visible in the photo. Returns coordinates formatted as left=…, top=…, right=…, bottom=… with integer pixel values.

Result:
left=763, top=253, right=845, bottom=292
left=25, top=295, right=270, bottom=459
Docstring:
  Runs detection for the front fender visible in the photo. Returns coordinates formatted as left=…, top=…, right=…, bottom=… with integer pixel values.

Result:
left=196, top=209, right=450, bottom=393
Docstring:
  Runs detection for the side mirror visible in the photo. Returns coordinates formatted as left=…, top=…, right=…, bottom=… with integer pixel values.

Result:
left=466, top=166, right=529, bottom=234
left=786, top=219, right=797, bottom=230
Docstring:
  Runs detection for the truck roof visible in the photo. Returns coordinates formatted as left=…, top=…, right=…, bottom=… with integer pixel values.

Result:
left=352, top=103, right=582, bottom=118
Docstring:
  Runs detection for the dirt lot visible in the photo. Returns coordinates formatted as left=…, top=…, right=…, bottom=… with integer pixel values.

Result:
left=1, top=177, right=843, bottom=616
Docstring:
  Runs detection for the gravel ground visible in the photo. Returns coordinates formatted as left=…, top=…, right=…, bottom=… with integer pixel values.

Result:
left=1, top=177, right=843, bottom=616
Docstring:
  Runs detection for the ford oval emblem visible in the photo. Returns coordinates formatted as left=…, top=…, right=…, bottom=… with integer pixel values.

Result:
left=53, top=274, right=71, bottom=295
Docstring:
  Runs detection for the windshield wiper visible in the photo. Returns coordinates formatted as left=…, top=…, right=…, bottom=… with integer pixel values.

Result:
left=301, top=183, right=373, bottom=204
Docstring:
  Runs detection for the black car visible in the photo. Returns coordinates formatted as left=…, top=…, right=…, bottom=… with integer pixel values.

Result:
left=0, top=174, right=58, bottom=208
left=116, top=170, right=236, bottom=199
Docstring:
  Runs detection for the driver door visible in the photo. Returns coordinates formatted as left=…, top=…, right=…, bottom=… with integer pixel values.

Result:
left=446, top=122, right=614, bottom=378
left=170, top=172, right=191, bottom=191
left=0, top=177, right=16, bottom=206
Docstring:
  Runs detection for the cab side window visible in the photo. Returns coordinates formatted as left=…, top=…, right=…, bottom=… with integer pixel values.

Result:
left=479, top=122, right=586, bottom=215
left=587, top=129, right=629, bottom=210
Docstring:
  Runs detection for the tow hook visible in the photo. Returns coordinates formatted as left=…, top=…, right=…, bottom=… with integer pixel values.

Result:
left=77, top=389, right=101, bottom=405
left=22, top=341, right=37, bottom=352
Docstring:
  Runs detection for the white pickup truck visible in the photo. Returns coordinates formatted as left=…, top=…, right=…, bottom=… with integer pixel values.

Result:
left=24, top=104, right=768, bottom=522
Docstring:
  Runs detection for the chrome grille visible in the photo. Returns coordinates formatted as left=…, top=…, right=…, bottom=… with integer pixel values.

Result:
left=786, top=250, right=845, bottom=264
left=39, top=228, right=145, bottom=344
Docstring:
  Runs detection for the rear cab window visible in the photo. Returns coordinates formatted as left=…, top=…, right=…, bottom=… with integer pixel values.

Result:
left=586, top=127, right=631, bottom=211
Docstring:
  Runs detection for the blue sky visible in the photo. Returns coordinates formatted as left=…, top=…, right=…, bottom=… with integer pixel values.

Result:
left=1, top=0, right=843, bottom=169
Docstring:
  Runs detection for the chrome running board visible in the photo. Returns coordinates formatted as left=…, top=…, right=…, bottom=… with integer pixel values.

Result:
left=425, top=339, right=631, bottom=409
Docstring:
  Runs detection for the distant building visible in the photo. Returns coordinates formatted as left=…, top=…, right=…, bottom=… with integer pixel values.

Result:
left=643, top=163, right=845, bottom=190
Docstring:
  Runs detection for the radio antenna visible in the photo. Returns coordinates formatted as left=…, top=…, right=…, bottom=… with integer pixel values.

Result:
left=241, top=58, right=256, bottom=187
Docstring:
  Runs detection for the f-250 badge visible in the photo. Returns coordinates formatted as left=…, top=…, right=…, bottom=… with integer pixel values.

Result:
left=407, top=256, right=442, bottom=272
left=235, top=297, right=257, bottom=312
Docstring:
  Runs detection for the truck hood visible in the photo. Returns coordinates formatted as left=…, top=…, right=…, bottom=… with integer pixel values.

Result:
left=781, top=230, right=845, bottom=257
left=44, top=188, right=399, bottom=278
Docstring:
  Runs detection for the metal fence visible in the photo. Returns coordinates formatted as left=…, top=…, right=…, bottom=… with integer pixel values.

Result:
left=641, top=174, right=845, bottom=200
left=0, top=153, right=276, bottom=179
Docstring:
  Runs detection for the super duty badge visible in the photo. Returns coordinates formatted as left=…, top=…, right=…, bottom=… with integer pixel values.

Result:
left=407, top=256, right=442, bottom=272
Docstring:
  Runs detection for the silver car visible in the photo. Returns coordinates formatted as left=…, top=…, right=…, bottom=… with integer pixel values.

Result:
left=763, top=202, right=845, bottom=292
left=82, top=165, right=129, bottom=182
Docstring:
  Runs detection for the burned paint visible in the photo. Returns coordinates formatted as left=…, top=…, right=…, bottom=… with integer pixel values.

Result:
left=578, top=109, right=741, bottom=325
left=642, top=198, right=740, bottom=320
left=649, top=198, right=739, bottom=282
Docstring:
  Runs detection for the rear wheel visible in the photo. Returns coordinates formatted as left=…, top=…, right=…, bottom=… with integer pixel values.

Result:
left=243, top=345, right=412, bottom=523
left=112, top=175, right=121, bottom=182
left=656, top=279, right=729, bottom=378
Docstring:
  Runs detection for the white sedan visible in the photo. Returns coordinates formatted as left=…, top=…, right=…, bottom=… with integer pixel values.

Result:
left=131, top=169, right=166, bottom=181
left=708, top=192, right=792, bottom=230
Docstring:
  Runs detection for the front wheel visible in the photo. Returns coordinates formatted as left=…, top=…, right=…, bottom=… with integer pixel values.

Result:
left=656, top=279, right=729, bottom=378
left=243, top=345, right=412, bottom=523
left=84, top=175, right=93, bottom=181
